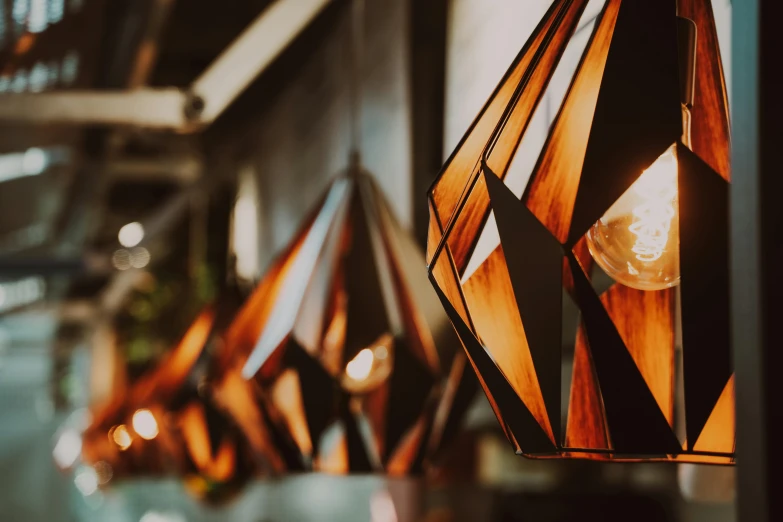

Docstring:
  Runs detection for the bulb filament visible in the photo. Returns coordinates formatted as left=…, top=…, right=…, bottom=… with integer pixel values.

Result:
left=627, top=150, right=678, bottom=263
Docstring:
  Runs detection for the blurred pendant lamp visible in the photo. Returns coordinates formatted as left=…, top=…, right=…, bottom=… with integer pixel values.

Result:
left=225, top=0, right=476, bottom=475
left=427, top=0, right=733, bottom=463
left=77, top=296, right=259, bottom=504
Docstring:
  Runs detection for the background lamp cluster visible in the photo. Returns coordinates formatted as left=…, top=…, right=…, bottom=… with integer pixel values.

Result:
left=54, top=173, right=478, bottom=502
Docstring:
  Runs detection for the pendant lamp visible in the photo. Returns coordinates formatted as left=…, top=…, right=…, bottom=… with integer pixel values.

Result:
left=229, top=167, right=475, bottom=475
left=78, top=301, right=258, bottom=504
left=427, top=0, right=732, bottom=463
left=217, top=0, right=475, bottom=475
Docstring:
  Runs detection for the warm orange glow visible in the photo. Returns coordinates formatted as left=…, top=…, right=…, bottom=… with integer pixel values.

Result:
left=135, top=309, right=215, bottom=404
left=157, top=309, right=214, bottom=394
left=110, top=424, right=132, bottom=450
left=132, top=409, right=159, bottom=440
left=14, top=34, right=35, bottom=55
left=211, top=370, right=286, bottom=473
left=271, top=370, right=313, bottom=455
left=462, top=246, right=555, bottom=444
left=386, top=416, right=427, bottom=477
left=207, top=440, right=236, bottom=481
left=180, top=404, right=236, bottom=481
left=222, top=228, right=310, bottom=367
left=693, top=375, right=735, bottom=453
left=320, top=290, right=348, bottom=375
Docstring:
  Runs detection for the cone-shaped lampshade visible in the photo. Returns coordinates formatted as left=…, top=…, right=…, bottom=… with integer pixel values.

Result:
left=225, top=168, right=475, bottom=475
left=427, top=0, right=732, bottom=463
left=78, top=299, right=258, bottom=504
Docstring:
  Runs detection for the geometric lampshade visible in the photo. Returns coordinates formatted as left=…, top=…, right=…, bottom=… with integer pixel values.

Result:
left=226, top=168, right=475, bottom=475
left=77, top=304, right=257, bottom=504
left=427, top=0, right=733, bottom=463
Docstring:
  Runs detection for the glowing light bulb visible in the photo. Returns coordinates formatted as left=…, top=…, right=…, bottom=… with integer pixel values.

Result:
left=341, top=334, right=395, bottom=393
left=110, top=424, right=132, bottom=450
left=346, top=348, right=374, bottom=381
left=132, top=409, right=159, bottom=440
left=118, top=222, right=144, bottom=247
left=586, top=145, right=680, bottom=291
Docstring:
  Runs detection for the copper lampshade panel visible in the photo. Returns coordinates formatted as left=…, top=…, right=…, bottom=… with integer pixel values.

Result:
left=227, top=169, right=475, bottom=475
left=79, top=304, right=258, bottom=504
left=427, top=0, right=733, bottom=463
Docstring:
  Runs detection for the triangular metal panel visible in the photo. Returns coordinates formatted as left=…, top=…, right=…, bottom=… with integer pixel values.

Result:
left=429, top=0, right=573, bottom=231
left=565, top=323, right=611, bottom=452
left=482, top=0, right=589, bottom=177
left=429, top=245, right=474, bottom=331
left=342, top=189, right=393, bottom=365
left=461, top=244, right=554, bottom=443
left=342, top=407, right=375, bottom=473
left=427, top=197, right=443, bottom=265
left=601, top=284, right=676, bottom=427
left=372, top=179, right=441, bottom=371
left=677, top=143, right=732, bottom=449
left=427, top=352, right=479, bottom=460
left=446, top=0, right=588, bottom=275
left=693, top=374, right=735, bottom=454
left=484, top=171, right=563, bottom=442
left=568, top=0, right=682, bottom=245
left=284, top=341, right=338, bottom=458
left=387, top=413, right=431, bottom=476
left=567, top=254, right=682, bottom=454
left=432, top=281, right=556, bottom=454
left=243, top=178, right=353, bottom=378
left=258, top=397, right=307, bottom=471
left=383, top=336, right=436, bottom=462
left=525, top=0, right=622, bottom=244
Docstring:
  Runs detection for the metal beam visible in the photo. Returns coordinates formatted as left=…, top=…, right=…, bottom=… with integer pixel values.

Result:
left=732, top=0, right=783, bottom=521
left=105, top=156, right=202, bottom=183
left=0, top=88, right=188, bottom=129
left=191, top=0, right=331, bottom=125
left=409, top=0, right=448, bottom=247
left=0, top=0, right=332, bottom=130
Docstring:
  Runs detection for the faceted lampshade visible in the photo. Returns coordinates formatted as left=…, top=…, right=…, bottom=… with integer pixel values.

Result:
left=79, top=304, right=257, bottom=504
left=224, top=168, right=475, bottom=475
left=427, top=0, right=733, bottom=463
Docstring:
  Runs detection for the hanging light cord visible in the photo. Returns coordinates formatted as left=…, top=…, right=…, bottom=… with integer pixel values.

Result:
left=348, top=0, right=365, bottom=168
